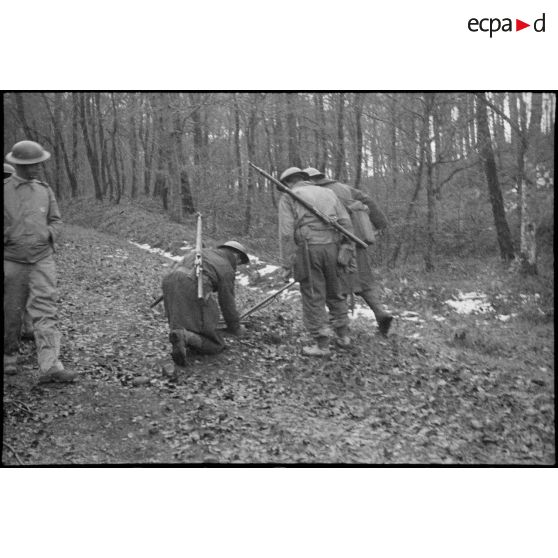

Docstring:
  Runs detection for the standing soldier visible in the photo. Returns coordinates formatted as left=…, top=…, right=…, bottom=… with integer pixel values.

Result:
left=304, top=167, right=394, bottom=336
left=4, top=140, right=77, bottom=383
left=162, top=241, right=250, bottom=369
left=4, top=163, right=15, bottom=180
left=4, top=162, right=33, bottom=340
left=278, top=167, right=354, bottom=356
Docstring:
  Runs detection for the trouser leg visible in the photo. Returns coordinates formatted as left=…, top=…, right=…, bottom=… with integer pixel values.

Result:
left=299, top=248, right=330, bottom=339
left=22, top=301, right=34, bottom=339
left=322, top=245, right=349, bottom=333
left=3, top=260, right=30, bottom=356
left=27, top=256, right=63, bottom=374
left=358, top=286, right=390, bottom=321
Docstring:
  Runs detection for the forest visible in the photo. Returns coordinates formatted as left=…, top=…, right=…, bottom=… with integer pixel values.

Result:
left=3, top=92, right=555, bottom=270
left=2, top=92, right=555, bottom=465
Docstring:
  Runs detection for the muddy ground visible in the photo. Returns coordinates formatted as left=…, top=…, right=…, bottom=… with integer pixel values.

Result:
left=2, top=224, right=554, bottom=464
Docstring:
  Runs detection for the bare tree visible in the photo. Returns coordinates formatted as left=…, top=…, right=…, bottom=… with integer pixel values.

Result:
left=475, top=93, right=515, bottom=262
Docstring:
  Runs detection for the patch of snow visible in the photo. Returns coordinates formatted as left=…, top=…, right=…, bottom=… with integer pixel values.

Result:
left=519, top=293, right=540, bottom=302
left=129, top=241, right=183, bottom=262
left=349, top=305, right=375, bottom=320
left=237, top=274, right=251, bottom=287
left=432, top=315, right=446, bottom=322
left=399, top=311, right=422, bottom=322
left=257, top=264, right=280, bottom=276
left=444, top=291, right=493, bottom=315
left=497, top=313, right=518, bottom=322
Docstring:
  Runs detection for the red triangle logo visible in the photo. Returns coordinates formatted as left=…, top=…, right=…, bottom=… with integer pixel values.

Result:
left=516, top=19, right=530, bottom=31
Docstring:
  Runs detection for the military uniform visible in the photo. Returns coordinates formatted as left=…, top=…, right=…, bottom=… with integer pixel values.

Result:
left=315, top=178, right=392, bottom=331
left=3, top=173, right=65, bottom=377
left=278, top=179, right=353, bottom=348
left=162, top=247, right=245, bottom=361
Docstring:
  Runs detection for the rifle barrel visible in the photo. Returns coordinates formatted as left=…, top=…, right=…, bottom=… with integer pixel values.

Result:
left=239, top=281, right=297, bottom=321
left=195, top=212, right=204, bottom=299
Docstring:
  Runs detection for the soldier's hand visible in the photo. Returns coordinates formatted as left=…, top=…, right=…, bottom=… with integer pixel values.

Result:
left=281, top=267, right=292, bottom=282
left=224, top=324, right=246, bottom=337
left=337, top=244, right=355, bottom=267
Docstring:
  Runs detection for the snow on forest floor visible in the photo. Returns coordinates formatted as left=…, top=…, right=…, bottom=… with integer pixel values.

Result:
left=2, top=225, right=555, bottom=465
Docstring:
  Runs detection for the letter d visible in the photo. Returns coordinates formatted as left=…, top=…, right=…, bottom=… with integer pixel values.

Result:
left=534, top=13, right=545, bottom=32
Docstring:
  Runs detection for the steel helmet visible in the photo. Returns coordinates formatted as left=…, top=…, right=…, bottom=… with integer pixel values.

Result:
left=217, top=241, right=250, bottom=265
left=279, top=167, right=309, bottom=183
left=5, top=140, right=51, bottom=165
left=4, top=163, right=15, bottom=178
left=302, top=167, right=325, bottom=179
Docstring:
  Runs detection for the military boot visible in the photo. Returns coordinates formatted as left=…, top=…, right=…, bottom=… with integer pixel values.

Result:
left=377, top=315, right=394, bottom=336
left=169, top=329, right=189, bottom=367
left=183, top=330, right=203, bottom=350
left=302, top=336, right=330, bottom=357
left=4, top=354, right=19, bottom=375
left=38, top=364, right=78, bottom=384
left=334, top=326, right=351, bottom=349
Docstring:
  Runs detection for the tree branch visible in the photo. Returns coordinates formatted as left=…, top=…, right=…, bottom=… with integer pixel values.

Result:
left=3, top=441, right=24, bottom=466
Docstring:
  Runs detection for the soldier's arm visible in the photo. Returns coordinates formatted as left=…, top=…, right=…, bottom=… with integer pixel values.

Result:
left=46, top=186, right=63, bottom=243
left=217, top=271, right=241, bottom=334
left=278, top=195, right=297, bottom=269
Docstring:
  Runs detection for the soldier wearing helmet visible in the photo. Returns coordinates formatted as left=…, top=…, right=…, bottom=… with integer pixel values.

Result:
left=278, top=167, right=354, bottom=356
left=162, top=239, right=250, bottom=370
left=303, top=167, right=394, bottom=336
left=4, top=163, right=15, bottom=181
left=4, top=140, right=77, bottom=383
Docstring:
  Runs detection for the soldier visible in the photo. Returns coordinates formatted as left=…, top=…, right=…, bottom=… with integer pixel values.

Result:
left=4, top=163, right=15, bottom=180
left=162, top=241, right=250, bottom=368
left=278, top=167, right=354, bottom=356
left=4, top=162, right=34, bottom=340
left=4, top=140, right=77, bottom=383
left=303, top=167, right=394, bottom=336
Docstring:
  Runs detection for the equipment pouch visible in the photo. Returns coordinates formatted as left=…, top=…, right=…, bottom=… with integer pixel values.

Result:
left=347, top=200, right=377, bottom=244
left=293, top=245, right=309, bottom=282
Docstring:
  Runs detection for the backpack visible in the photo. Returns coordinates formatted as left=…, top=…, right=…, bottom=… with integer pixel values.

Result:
left=345, top=199, right=377, bottom=245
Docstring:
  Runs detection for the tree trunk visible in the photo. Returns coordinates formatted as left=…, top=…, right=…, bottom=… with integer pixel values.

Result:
left=244, top=94, right=259, bottom=234
left=79, top=93, right=103, bottom=200
left=475, top=93, right=515, bottom=262
left=71, top=93, right=80, bottom=197
left=140, top=96, right=154, bottom=196
left=110, top=94, right=123, bottom=204
left=286, top=93, right=301, bottom=167
left=316, top=93, right=328, bottom=171
left=233, top=94, right=245, bottom=201
left=424, top=94, right=436, bottom=271
left=129, top=94, right=139, bottom=199
left=353, top=93, right=364, bottom=188
left=189, top=92, right=207, bottom=193
left=390, top=103, right=429, bottom=267
left=517, top=93, right=541, bottom=274
left=14, top=92, right=35, bottom=138
left=334, top=93, right=346, bottom=180
left=52, top=93, right=64, bottom=199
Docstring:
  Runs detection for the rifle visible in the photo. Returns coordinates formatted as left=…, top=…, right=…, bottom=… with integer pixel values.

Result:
left=218, top=281, right=297, bottom=326
left=149, top=214, right=203, bottom=309
left=248, top=161, right=367, bottom=249
left=194, top=212, right=203, bottom=299
left=239, top=281, right=297, bottom=321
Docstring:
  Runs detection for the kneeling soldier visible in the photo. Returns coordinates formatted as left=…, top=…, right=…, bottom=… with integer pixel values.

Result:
left=162, top=241, right=250, bottom=368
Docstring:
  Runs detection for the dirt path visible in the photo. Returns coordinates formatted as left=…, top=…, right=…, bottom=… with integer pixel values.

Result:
left=3, top=225, right=554, bottom=464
